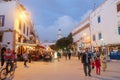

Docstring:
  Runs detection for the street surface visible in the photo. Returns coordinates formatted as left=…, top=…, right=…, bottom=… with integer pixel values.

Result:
left=5, top=57, right=120, bottom=80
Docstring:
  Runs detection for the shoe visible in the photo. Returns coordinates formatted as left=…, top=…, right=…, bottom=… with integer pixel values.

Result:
left=88, top=74, right=91, bottom=77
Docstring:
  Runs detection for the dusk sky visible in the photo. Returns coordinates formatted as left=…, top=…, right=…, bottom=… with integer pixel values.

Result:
left=20, top=0, right=105, bottom=42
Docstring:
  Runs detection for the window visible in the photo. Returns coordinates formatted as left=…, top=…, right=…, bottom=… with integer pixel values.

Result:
left=19, top=20, right=21, bottom=30
left=98, top=33, right=102, bottom=40
left=18, top=37, right=21, bottom=42
left=0, top=15, right=5, bottom=27
left=98, top=16, right=101, bottom=23
left=0, top=32, right=3, bottom=42
left=27, top=27, right=29, bottom=36
left=93, top=35, right=96, bottom=41
left=23, top=38, right=26, bottom=43
left=117, top=3, right=120, bottom=12
left=23, top=23, right=25, bottom=34
left=118, top=27, right=120, bottom=35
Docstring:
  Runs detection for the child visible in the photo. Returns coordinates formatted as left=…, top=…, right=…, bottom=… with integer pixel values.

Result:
left=91, top=60, right=95, bottom=70
left=95, top=56, right=101, bottom=75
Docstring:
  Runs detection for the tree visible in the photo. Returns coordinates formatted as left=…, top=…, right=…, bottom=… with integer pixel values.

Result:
left=50, top=44, right=58, bottom=50
left=55, top=33, right=73, bottom=50
left=67, top=33, right=73, bottom=49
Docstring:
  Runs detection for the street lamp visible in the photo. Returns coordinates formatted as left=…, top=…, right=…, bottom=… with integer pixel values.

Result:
left=101, top=38, right=104, bottom=46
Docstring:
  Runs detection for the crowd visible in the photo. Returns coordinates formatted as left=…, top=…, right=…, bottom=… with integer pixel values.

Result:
left=0, top=46, right=109, bottom=77
left=0, top=47, right=32, bottom=69
left=79, top=48, right=108, bottom=77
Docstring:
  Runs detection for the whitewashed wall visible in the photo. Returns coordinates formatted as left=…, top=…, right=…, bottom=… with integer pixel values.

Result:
left=90, top=0, right=120, bottom=47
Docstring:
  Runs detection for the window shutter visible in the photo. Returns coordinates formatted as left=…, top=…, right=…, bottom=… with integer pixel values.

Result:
left=118, top=27, right=120, bottom=35
left=2, top=15, right=5, bottom=26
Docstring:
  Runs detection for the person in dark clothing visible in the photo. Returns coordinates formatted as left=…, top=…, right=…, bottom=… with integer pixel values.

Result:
left=28, top=53, right=32, bottom=63
left=64, top=51, right=68, bottom=60
left=57, top=52, right=61, bottom=62
left=78, top=51, right=82, bottom=60
left=81, top=48, right=92, bottom=76
left=68, top=51, right=71, bottom=60
left=1, top=47, right=6, bottom=67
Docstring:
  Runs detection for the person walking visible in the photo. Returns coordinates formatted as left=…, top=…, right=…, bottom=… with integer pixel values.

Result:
left=57, top=51, right=61, bottom=62
left=95, top=56, right=101, bottom=75
left=68, top=50, right=72, bottom=60
left=91, top=60, right=95, bottom=70
left=100, top=50, right=107, bottom=71
left=64, top=51, right=68, bottom=60
left=78, top=49, right=82, bottom=60
left=81, top=48, right=92, bottom=76
left=1, top=47, right=6, bottom=68
left=102, top=55, right=107, bottom=71
left=13, top=50, right=17, bottom=67
left=28, top=52, right=32, bottom=63
left=23, top=51, right=28, bottom=67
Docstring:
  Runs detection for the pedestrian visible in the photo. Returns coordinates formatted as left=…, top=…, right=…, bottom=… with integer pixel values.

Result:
left=95, top=56, right=101, bottom=75
left=13, top=50, right=17, bottom=67
left=23, top=51, right=28, bottom=67
left=91, top=60, right=95, bottom=70
left=57, top=51, right=61, bottom=62
left=28, top=52, right=32, bottom=63
left=68, top=50, right=71, bottom=60
left=101, top=53, right=107, bottom=72
left=4, top=48, right=14, bottom=75
left=90, top=51, right=95, bottom=70
left=81, top=48, right=92, bottom=76
left=1, top=47, right=6, bottom=68
left=78, top=49, right=82, bottom=60
left=64, top=51, right=68, bottom=60
left=51, top=51, right=54, bottom=62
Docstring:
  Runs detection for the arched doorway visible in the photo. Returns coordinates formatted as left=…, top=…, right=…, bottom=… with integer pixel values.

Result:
left=17, top=46, right=25, bottom=55
left=17, top=46, right=25, bottom=61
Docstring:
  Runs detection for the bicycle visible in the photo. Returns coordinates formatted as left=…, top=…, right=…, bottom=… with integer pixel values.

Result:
left=0, top=59, right=17, bottom=80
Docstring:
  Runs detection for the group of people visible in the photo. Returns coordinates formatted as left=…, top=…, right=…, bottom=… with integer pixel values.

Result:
left=0, top=47, right=32, bottom=69
left=80, top=48, right=108, bottom=77
left=0, top=47, right=17, bottom=75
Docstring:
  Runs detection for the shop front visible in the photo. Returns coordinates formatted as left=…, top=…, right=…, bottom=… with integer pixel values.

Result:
left=15, top=43, right=45, bottom=61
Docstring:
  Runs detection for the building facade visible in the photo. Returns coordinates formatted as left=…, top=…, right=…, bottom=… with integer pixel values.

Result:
left=0, top=0, right=40, bottom=54
left=72, top=17, right=91, bottom=50
left=72, top=0, right=120, bottom=52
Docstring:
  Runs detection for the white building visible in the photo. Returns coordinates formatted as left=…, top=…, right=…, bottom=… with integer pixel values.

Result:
left=90, top=0, right=120, bottom=47
left=0, top=0, right=39, bottom=54
left=72, top=17, right=91, bottom=49
left=72, top=0, right=120, bottom=52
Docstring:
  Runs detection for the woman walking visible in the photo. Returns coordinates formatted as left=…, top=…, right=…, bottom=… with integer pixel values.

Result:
left=101, top=53, right=107, bottom=71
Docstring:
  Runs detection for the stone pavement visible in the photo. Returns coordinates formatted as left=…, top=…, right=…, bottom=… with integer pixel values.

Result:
left=1, top=57, right=120, bottom=80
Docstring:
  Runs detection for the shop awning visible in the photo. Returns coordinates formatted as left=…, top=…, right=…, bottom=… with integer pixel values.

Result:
left=16, top=42, right=45, bottom=49
left=16, top=42, right=37, bottom=47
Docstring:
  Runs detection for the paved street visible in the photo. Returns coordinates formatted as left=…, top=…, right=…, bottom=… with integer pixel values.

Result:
left=9, top=57, right=120, bottom=80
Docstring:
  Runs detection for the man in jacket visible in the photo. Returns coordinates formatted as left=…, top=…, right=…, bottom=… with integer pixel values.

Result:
left=81, top=48, right=92, bottom=76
